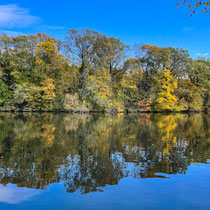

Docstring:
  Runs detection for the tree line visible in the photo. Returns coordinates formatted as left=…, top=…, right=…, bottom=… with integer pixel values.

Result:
left=0, top=29, right=209, bottom=112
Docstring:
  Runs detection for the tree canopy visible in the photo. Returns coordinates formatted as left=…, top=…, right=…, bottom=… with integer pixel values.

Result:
left=0, top=29, right=209, bottom=113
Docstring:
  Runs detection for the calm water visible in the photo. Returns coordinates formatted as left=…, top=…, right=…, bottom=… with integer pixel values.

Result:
left=0, top=113, right=209, bottom=210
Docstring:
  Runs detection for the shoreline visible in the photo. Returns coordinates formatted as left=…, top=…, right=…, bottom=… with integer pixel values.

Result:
left=0, top=109, right=208, bottom=114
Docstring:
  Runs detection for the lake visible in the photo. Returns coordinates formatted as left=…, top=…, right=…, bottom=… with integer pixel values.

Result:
left=0, top=113, right=209, bottom=209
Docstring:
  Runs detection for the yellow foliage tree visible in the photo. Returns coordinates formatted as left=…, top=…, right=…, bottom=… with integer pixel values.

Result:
left=152, top=69, right=178, bottom=111
left=35, top=40, right=65, bottom=80
left=35, top=40, right=58, bottom=57
left=42, top=78, right=56, bottom=110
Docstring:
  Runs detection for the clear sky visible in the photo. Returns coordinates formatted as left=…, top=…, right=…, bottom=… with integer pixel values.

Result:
left=0, top=0, right=209, bottom=59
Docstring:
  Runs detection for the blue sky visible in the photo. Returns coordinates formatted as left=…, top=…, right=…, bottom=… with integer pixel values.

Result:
left=0, top=0, right=210, bottom=59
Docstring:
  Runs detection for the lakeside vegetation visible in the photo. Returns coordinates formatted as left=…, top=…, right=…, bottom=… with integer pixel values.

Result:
left=0, top=29, right=209, bottom=113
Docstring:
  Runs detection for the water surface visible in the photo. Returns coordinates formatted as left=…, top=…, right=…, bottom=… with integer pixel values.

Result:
left=0, top=113, right=209, bottom=209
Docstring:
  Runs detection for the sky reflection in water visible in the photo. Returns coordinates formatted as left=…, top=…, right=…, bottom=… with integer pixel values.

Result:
left=0, top=113, right=209, bottom=209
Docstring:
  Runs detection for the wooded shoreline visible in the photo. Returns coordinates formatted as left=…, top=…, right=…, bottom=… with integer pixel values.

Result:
left=0, top=108, right=208, bottom=114
left=0, top=29, right=209, bottom=113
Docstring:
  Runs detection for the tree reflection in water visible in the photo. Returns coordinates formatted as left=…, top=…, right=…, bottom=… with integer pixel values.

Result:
left=0, top=113, right=209, bottom=193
